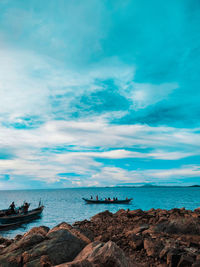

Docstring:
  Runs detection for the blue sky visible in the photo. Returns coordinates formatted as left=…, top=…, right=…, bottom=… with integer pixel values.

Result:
left=0, top=0, right=200, bottom=189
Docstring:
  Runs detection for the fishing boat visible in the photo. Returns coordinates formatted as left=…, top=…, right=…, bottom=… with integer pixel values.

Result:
left=0, top=205, right=44, bottom=226
left=82, top=198, right=133, bottom=204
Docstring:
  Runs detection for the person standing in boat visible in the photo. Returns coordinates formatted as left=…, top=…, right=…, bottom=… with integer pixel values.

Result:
left=96, top=195, right=98, bottom=200
left=9, top=201, right=15, bottom=213
left=23, top=202, right=30, bottom=213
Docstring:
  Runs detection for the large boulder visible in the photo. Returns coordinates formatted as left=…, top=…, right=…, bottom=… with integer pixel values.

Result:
left=0, top=250, right=23, bottom=267
left=0, top=223, right=90, bottom=267
left=48, top=222, right=91, bottom=244
left=0, top=226, right=49, bottom=255
left=55, top=241, right=135, bottom=267
left=22, top=227, right=88, bottom=265
left=24, top=226, right=49, bottom=237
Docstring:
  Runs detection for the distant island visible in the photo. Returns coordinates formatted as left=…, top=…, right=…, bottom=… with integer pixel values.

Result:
left=115, top=184, right=200, bottom=188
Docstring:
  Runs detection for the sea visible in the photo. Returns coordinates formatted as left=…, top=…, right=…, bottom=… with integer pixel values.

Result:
left=0, top=186, right=200, bottom=238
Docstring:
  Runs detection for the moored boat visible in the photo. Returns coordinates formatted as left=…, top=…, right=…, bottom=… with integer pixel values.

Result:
left=82, top=198, right=133, bottom=204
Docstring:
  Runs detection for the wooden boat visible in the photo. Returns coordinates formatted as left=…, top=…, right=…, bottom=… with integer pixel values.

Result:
left=0, top=206, right=44, bottom=225
left=82, top=198, right=133, bottom=204
left=0, top=215, right=43, bottom=231
left=0, top=221, right=24, bottom=230
left=0, top=204, right=28, bottom=216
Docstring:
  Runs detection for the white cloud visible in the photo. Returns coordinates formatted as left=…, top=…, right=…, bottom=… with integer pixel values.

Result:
left=152, top=165, right=200, bottom=179
left=0, top=48, right=135, bottom=122
left=128, top=82, right=178, bottom=109
left=0, top=118, right=200, bottom=186
left=1, top=119, right=200, bottom=153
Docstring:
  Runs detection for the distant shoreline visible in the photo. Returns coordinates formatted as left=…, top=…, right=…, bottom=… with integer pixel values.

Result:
left=0, top=184, right=200, bottom=191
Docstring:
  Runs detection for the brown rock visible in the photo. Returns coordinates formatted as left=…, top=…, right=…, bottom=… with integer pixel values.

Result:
left=0, top=236, right=12, bottom=247
left=14, top=235, right=23, bottom=241
left=159, top=245, right=171, bottom=260
left=126, top=225, right=149, bottom=236
left=1, top=233, right=45, bottom=254
left=144, top=237, right=163, bottom=257
left=23, top=227, right=88, bottom=265
left=127, top=234, right=143, bottom=250
left=47, top=222, right=91, bottom=244
left=177, top=255, right=194, bottom=266
left=167, top=248, right=182, bottom=267
left=55, top=259, right=94, bottom=267
left=73, top=240, right=135, bottom=267
left=192, top=260, right=200, bottom=267
left=194, top=208, right=200, bottom=213
left=127, top=209, right=145, bottom=218
left=24, top=226, right=49, bottom=238
left=155, top=218, right=200, bottom=235
left=0, top=250, right=23, bottom=267
left=196, top=254, right=200, bottom=261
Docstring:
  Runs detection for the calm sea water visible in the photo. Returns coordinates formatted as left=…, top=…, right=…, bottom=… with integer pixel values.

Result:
left=0, top=187, right=200, bottom=238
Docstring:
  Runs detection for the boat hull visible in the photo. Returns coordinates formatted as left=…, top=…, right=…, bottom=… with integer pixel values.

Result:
left=82, top=198, right=132, bottom=204
left=0, top=206, right=44, bottom=224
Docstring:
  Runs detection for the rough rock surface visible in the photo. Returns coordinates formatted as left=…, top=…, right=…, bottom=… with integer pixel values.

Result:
left=55, top=241, right=135, bottom=266
left=74, top=208, right=200, bottom=266
left=0, top=223, right=90, bottom=267
left=1, top=208, right=200, bottom=266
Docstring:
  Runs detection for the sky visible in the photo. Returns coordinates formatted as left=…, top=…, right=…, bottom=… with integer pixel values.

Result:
left=0, top=0, right=200, bottom=189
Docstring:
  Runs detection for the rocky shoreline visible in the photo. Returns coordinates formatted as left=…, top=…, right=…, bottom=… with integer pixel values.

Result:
left=1, top=208, right=200, bottom=266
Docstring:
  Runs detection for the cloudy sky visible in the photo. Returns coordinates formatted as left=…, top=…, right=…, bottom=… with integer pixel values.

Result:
left=0, top=0, right=200, bottom=189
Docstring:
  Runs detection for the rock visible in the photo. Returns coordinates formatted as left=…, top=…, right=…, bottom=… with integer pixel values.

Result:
left=194, top=208, right=200, bottom=213
left=14, top=235, right=23, bottom=241
left=55, top=259, right=94, bottom=267
left=1, top=233, right=45, bottom=254
left=24, top=255, right=52, bottom=267
left=0, top=250, right=23, bottom=267
left=155, top=219, right=200, bottom=235
left=91, top=210, right=113, bottom=222
left=127, top=209, right=145, bottom=218
left=40, top=255, right=52, bottom=267
left=126, top=225, right=149, bottom=236
left=177, top=255, right=194, bottom=267
left=2, top=207, right=200, bottom=267
left=23, top=227, right=88, bottom=265
left=127, top=234, right=143, bottom=250
left=48, top=222, right=91, bottom=244
left=115, top=209, right=127, bottom=216
left=66, top=241, right=135, bottom=267
left=159, top=245, right=171, bottom=260
left=195, top=254, right=200, bottom=261
left=167, top=248, right=182, bottom=267
left=0, top=222, right=89, bottom=267
left=144, top=237, right=163, bottom=257
left=19, top=233, right=45, bottom=249
left=0, top=236, right=12, bottom=247
left=24, top=226, right=49, bottom=238
left=192, top=260, right=200, bottom=267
